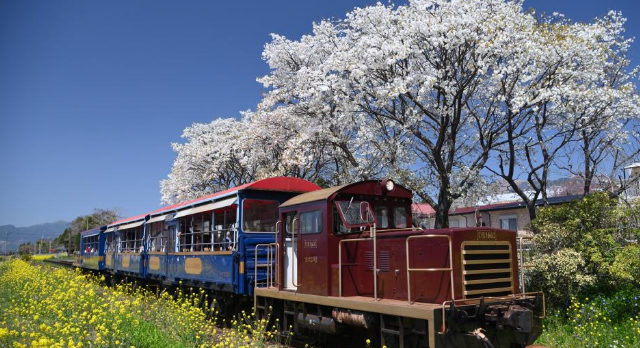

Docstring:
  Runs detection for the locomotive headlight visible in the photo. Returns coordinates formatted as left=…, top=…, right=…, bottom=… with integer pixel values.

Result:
left=385, top=180, right=395, bottom=192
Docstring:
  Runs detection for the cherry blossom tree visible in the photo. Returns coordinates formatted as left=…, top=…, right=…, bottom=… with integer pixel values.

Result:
left=487, top=11, right=640, bottom=220
left=256, top=0, right=552, bottom=227
left=160, top=118, right=257, bottom=204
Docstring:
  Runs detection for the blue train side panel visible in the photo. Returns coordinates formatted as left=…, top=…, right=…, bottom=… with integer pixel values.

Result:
left=166, top=253, right=235, bottom=291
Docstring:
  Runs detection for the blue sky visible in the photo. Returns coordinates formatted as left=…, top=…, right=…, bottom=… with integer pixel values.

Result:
left=1, top=0, right=638, bottom=227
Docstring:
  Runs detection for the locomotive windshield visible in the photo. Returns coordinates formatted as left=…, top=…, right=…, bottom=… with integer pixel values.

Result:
left=334, top=197, right=411, bottom=234
left=336, top=200, right=376, bottom=228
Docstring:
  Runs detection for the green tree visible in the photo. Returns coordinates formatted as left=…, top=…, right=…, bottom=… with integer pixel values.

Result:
left=54, top=209, right=120, bottom=253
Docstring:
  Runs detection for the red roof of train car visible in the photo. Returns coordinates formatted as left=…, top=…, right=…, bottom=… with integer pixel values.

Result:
left=108, top=177, right=321, bottom=227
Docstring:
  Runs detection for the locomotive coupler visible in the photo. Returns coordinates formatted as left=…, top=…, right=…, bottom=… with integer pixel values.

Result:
left=484, top=304, right=534, bottom=333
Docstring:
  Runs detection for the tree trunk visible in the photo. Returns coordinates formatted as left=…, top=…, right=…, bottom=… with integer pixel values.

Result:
left=583, top=134, right=592, bottom=196
left=434, top=186, right=451, bottom=228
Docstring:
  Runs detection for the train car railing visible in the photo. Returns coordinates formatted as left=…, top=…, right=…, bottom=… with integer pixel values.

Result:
left=406, top=234, right=455, bottom=305
left=254, top=243, right=278, bottom=288
left=518, top=236, right=535, bottom=293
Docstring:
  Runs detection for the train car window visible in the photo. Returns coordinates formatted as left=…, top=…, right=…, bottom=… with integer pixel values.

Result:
left=242, top=199, right=279, bottom=232
left=149, top=221, right=168, bottom=252
left=105, top=233, right=114, bottom=252
left=213, top=206, right=237, bottom=251
left=118, top=226, right=145, bottom=253
left=374, top=206, right=390, bottom=229
left=83, top=235, right=99, bottom=255
left=394, top=206, right=408, bottom=228
left=176, top=213, right=214, bottom=252
left=300, top=210, right=322, bottom=234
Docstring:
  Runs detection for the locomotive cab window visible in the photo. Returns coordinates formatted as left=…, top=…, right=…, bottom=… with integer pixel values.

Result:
left=394, top=206, right=408, bottom=228
left=283, top=211, right=297, bottom=237
left=334, top=198, right=377, bottom=234
left=300, top=210, right=322, bottom=234
left=374, top=206, right=390, bottom=229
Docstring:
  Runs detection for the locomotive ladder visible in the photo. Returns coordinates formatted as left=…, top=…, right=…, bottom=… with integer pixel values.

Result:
left=406, top=235, right=455, bottom=305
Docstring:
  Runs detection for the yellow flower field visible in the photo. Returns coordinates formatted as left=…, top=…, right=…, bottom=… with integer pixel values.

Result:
left=0, top=259, right=286, bottom=348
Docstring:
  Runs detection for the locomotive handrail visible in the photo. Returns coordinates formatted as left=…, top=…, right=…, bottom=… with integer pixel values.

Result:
left=518, top=236, right=535, bottom=293
left=439, top=291, right=546, bottom=334
left=291, top=217, right=301, bottom=288
left=406, top=234, right=455, bottom=305
left=254, top=243, right=278, bottom=288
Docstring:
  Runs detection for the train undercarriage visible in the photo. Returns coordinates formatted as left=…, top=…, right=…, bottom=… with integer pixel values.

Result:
left=255, top=289, right=545, bottom=348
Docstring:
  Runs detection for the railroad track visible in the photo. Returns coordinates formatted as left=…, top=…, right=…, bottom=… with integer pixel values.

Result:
left=42, top=259, right=75, bottom=268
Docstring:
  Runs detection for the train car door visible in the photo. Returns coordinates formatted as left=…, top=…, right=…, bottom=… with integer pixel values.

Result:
left=165, top=220, right=178, bottom=278
left=296, top=207, right=326, bottom=295
left=282, top=211, right=297, bottom=290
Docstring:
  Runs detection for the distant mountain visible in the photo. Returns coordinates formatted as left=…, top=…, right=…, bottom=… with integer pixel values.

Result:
left=0, top=220, right=69, bottom=253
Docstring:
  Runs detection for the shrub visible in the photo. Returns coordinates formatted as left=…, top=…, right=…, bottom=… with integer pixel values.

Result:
left=526, top=248, right=595, bottom=307
left=529, top=193, right=640, bottom=301
left=611, top=244, right=640, bottom=286
left=19, top=254, right=32, bottom=262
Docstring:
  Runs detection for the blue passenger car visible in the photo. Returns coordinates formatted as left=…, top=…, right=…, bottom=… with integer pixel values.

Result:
left=103, top=177, right=320, bottom=299
left=75, top=226, right=107, bottom=271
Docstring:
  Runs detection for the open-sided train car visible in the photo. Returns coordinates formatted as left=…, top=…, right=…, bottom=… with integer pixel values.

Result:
left=100, top=177, right=320, bottom=305
left=74, top=226, right=107, bottom=271
left=142, top=177, right=320, bottom=298
left=253, top=180, right=545, bottom=348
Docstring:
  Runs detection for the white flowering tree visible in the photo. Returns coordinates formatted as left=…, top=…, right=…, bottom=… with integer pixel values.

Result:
left=486, top=11, right=640, bottom=219
left=556, top=14, right=640, bottom=197
left=160, top=113, right=354, bottom=204
left=256, top=0, right=562, bottom=227
left=160, top=118, right=255, bottom=204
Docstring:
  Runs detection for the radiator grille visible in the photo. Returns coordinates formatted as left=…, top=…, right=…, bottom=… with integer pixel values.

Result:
left=461, top=241, right=514, bottom=298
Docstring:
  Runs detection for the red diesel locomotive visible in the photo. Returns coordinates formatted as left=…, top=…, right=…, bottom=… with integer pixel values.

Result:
left=253, top=180, right=544, bottom=348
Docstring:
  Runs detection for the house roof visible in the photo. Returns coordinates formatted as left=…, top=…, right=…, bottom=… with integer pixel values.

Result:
left=411, top=203, right=435, bottom=216
left=414, top=194, right=583, bottom=217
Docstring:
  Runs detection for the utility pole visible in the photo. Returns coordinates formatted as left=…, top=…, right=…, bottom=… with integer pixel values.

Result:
left=68, top=229, right=72, bottom=255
